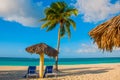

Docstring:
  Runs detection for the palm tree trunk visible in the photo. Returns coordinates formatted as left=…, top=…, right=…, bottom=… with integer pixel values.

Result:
left=55, top=28, right=60, bottom=71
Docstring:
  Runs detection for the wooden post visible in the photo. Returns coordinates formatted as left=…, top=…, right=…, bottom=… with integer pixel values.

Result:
left=39, top=53, right=44, bottom=78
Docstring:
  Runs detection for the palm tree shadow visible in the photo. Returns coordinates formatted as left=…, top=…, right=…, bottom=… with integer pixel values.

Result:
left=60, top=67, right=91, bottom=71
left=58, top=67, right=113, bottom=77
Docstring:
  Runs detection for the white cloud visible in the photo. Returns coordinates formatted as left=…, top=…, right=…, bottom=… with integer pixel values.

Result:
left=61, top=43, right=99, bottom=54
left=0, top=0, right=44, bottom=27
left=61, top=42, right=120, bottom=54
left=75, top=43, right=98, bottom=53
left=75, top=0, right=120, bottom=23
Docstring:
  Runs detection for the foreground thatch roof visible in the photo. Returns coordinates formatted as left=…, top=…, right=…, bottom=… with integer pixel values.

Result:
left=26, top=43, right=58, bottom=58
left=89, top=15, right=120, bottom=52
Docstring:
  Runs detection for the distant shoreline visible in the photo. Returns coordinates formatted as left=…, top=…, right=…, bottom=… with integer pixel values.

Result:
left=0, top=57, right=120, bottom=59
left=0, top=57, right=120, bottom=66
left=0, top=62, right=120, bottom=66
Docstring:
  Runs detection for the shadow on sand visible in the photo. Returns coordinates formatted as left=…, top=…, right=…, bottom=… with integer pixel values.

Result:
left=58, top=67, right=113, bottom=77
left=0, top=70, right=26, bottom=80
left=0, top=67, right=113, bottom=80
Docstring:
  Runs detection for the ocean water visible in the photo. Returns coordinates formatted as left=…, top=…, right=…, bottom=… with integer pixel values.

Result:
left=0, top=57, right=120, bottom=66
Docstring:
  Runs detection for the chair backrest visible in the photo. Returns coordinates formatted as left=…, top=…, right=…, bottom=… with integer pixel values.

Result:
left=27, top=66, right=36, bottom=74
left=43, top=66, right=53, bottom=77
left=45, top=66, right=53, bottom=73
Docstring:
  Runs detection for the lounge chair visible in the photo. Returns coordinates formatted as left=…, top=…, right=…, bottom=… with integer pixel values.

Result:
left=24, top=66, right=38, bottom=78
left=43, top=66, right=57, bottom=78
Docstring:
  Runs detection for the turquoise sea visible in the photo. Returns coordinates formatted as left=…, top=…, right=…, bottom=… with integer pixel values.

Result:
left=0, top=57, right=120, bottom=66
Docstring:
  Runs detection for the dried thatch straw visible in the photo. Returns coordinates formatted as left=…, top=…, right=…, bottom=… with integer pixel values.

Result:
left=89, top=15, right=120, bottom=52
left=26, top=43, right=58, bottom=58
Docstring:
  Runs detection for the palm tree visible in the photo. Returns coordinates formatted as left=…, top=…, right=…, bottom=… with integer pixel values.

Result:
left=40, top=1, right=78, bottom=71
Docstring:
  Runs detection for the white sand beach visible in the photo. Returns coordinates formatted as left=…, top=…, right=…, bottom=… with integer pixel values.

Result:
left=0, top=63, right=120, bottom=80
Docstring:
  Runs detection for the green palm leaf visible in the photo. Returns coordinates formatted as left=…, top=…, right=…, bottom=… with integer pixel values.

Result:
left=64, top=8, right=78, bottom=17
left=65, top=21, right=71, bottom=38
left=46, top=21, right=57, bottom=32
left=41, top=21, right=51, bottom=29
left=60, top=26, right=65, bottom=37
left=68, top=19, right=76, bottom=30
left=40, top=18, right=47, bottom=21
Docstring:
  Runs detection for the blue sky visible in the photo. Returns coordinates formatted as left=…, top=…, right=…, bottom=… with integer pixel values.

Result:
left=0, top=0, right=120, bottom=58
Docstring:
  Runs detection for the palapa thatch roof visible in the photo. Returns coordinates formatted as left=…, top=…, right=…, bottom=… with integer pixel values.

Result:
left=26, top=43, right=58, bottom=58
left=89, top=15, right=120, bottom=52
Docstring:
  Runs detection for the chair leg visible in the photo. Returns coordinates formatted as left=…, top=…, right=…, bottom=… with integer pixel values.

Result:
left=26, top=75, right=28, bottom=80
left=55, top=74, right=57, bottom=78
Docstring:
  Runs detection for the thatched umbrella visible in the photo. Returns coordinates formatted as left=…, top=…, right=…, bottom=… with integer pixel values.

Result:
left=89, top=15, right=120, bottom=52
left=26, top=43, right=58, bottom=78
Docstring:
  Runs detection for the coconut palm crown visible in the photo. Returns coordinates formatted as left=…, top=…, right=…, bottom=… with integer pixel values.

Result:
left=40, top=1, right=78, bottom=70
left=40, top=1, right=78, bottom=38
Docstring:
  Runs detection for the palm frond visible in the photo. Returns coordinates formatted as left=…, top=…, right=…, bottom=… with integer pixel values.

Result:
left=40, top=18, right=47, bottom=21
left=65, top=21, right=71, bottom=38
left=46, top=21, right=57, bottom=32
left=64, top=8, right=78, bottom=16
left=45, top=8, right=56, bottom=15
left=60, top=26, right=65, bottom=37
left=41, top=21, right=51, bottom=29
left=51, top=2, right=67, bottom=13
left=68, top=19, right=76, bottom=30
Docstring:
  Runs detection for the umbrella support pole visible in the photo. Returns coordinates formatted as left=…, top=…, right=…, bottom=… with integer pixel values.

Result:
left=39, top=53, right=44, bottom=78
